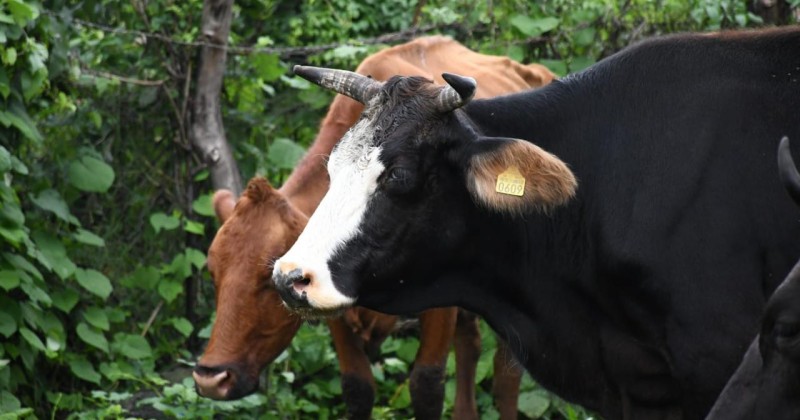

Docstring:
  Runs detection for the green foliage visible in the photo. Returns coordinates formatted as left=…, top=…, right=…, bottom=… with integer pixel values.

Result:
left=0, top=0, right=791, bottom=418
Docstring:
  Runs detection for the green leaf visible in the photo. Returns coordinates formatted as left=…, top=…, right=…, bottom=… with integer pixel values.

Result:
left=539, top=59, right=567, bottom=78
left=21, top=67, right=47, bottom=101
left=510, top=15, right=559, bottom=37
left=0, top=225, right=26, bottom=246
left=10, top=156, right=27, bottom=175
left=20, top=282, right=51, bottom=306
left=0, top=68, right=8, bottom=100
left=149, top=212, right=180, bottom=233
left=573, top=28, right=597, bottom=48
left=69, top=357, right=101, bottom=384
left=74, top=268, right=113, bottom=300
left=184, top=219, right=205, bottom=236
left=51, top=288, right=79, bottom=313
left=7, top=0, right=39, bottom=25
left=518, top=390, right=550, bottom=418
left=191, top=194, right=215, bottom=217
left=32, top=232, right=76, bottom=280
left=267, top=138, right=305, bottom=170
left=137, top=87, right=159, bottom=108
left=30, top=189, right=80, bottom=225
left=3, top=253, right=41, bottom=281
left=113, top=333, right=152, bottom=359
left=0, top=270, right=20, bottom=291
left=68, top=155, right=115, bottom=193
left=0, top=390, right=20, bottom=413
left=185, top=248, right=206, bottom=269
left=19, top=327, right=45, bottom=352
left=330, top=45, right=367, bottom=59
left=2, top=47, right=16, bottom=66
left=157, top=279, right=183, bottom=303
left=389, top=381, right=411, bottom=409
left=72, top=228, right=105, bottom=247
left=0, top=311, right=16, bottom=338
left=164, top=253, right=191, bottom=279
left=83, top=307, right=110, bottom=331
left=193, top=170, right=209, bottom=181
left=0, top=199, right=23, bottom=227
left=251, top=54, right=284, bottom=82
left=76, top=322, right=109, bottom=353
left=198, top=316, right=214, bottom=339
left=169, top=317, right=193, bottom=337
left=4, top=102, right=42, bottom=144
left=396, top=338, right=420, bottom=364
left=0, top=146, right=10, bottom=173
left=120, top=266, right=160, bottom=290
left=569, top=56, right=596, bottom=73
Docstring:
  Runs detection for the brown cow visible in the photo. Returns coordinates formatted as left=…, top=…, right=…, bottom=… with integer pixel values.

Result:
left=193, top=36, right=555, bottom=419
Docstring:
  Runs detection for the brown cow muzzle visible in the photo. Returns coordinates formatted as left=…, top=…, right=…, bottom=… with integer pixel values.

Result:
left=193, top=363, right=258, bottom=400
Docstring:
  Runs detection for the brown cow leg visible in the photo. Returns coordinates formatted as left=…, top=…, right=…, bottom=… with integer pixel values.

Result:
left=328, top=316, right=375, bottom=420
left=452, top=309, right=480, bottom=420
left=411, top=307, right=458, bottom=420
left=493, top=338, right=523, bottom=420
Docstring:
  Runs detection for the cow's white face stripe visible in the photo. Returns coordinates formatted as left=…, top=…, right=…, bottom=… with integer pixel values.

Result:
left=274, top=116, right=384, bottom=310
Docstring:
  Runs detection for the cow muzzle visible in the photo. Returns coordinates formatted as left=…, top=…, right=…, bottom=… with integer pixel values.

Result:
left=192, top=364, right=257, bottom=400
left=274, top=268, right=313, bottom=310
left=273, top=262, right=356, bottom=317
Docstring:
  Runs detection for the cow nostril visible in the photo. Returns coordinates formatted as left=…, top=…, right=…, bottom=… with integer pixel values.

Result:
left=286, top=268, right=313, bottom=293
left=293, top=272, right=313, bottom=293
left=193, top=366, right=233, bottom=400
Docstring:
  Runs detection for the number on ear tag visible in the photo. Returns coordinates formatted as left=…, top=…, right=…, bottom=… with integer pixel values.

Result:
left=495, top=166, right=526, bottom=197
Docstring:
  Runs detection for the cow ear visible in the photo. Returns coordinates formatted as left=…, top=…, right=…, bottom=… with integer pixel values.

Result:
left=464, top=138, right=577, bottom=215
left=213, top=190, right=237, bottom=223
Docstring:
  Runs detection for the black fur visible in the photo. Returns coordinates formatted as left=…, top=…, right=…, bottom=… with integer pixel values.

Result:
left=409, top=365, right=446, bottom=420
left=708, top=142, right=800, bottom=419
left=340, top=373, right=375, bottom=420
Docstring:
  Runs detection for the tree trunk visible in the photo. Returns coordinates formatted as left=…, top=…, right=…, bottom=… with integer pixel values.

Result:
left=190, top=0, right=242, bottom=196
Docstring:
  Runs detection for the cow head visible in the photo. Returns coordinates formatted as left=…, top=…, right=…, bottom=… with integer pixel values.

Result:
left=273, top=66, right=576, bottom=317
left=707, top=137, right=800, bottom=419
left=193, top=178, right=305, bottom=400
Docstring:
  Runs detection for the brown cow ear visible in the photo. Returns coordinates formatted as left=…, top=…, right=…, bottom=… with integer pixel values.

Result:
left=464, top=138, right=577, bottom=215
left=212, top=190, right=237, bottom=222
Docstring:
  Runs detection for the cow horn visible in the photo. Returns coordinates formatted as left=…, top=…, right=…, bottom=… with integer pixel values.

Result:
left=778, top=136, right=800, bottom=207
left=436, top=73, right=477, bottom=113
left=293, top=65, right=381, bottom=104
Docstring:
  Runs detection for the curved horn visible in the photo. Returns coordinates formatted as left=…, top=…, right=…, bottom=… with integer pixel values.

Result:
left=778, top=136, right=800, bottom=207
left=293, top=65, right=381, bottom=104
left=436, top=73, right=477, bottom=113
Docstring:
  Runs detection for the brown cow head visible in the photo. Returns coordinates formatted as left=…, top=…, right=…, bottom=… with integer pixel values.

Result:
left=193, top=178, right=306, bottom=400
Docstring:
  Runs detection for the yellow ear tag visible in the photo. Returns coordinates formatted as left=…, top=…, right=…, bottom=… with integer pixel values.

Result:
left=495, top=166, right=526, bottom=197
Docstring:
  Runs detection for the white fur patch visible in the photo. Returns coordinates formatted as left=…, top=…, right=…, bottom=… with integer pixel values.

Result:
left=274, top=117, right=384, bottom=310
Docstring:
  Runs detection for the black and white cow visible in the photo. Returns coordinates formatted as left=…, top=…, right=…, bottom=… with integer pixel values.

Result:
left=706, top=137, right=800, bottom=420
left=274, top=28, right=800, bottom=419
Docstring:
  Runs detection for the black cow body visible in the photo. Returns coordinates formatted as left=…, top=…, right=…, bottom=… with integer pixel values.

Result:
left=275, top=28, right=800, bottom=419
left=706, top=137, right=800, bottom=420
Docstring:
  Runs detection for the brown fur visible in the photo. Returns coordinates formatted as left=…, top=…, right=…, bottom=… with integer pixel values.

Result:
left=197, top=37, right=557, bottom=418
left=469, top=139, right=577, bottom=215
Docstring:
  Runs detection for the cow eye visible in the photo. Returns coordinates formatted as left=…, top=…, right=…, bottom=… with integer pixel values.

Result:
left=383, top=167, right=416, bottom=193
left=774, top=321, right=800, bottom=338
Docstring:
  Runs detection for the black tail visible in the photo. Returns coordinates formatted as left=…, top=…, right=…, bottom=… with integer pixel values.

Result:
left=778, top=136, right=800, bottom=207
